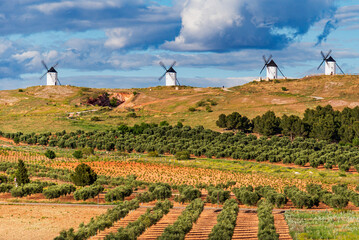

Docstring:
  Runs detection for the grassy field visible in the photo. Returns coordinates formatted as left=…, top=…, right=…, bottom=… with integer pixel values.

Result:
left=286, top=210, right=359, bottom=240
left=1, top=75, right=359, bottom=133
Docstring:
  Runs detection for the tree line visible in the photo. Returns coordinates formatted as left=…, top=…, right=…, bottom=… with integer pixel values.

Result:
left=217, top=105, right=359, bottom=144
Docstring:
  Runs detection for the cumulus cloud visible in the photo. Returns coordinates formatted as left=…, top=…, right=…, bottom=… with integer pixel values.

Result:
left=163, top=0, right=336, bottom=52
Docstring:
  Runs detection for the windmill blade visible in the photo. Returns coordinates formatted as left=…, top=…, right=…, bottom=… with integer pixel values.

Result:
left=52, top=62, right=59, bottom=69
left=320, top=51, right=326, bottom=59
left=159, top=61, right=167, bottom=71
left=169, top=61, right=176, bottom=69
left=317, top=60, right=325, bottom=70
left=262, top=55, right=267, bottom=63
left=158, top=72, right=166, bottom=81
left=267, top=54, right=272, bottom=63
left=40, top=72, right=47, bottom=80
left=260, top=63, right=267, bottom=74
left=57, top=78, right=62, bottom=85
left=336, top=63, right=345, bottom=74
left=41, top=60, right=49, bottom=71
left=277, top=67, right=286, bottom=78
left=176, top=79, right=181, bottom=86
left=325, top=49, right=332, bottom=59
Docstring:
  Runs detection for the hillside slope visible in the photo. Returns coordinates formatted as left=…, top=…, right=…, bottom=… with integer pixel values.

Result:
left=0, top=75, right=358, bottom=133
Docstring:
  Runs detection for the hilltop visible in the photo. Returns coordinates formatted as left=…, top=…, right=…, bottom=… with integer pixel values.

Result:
left=0, top=75, right=359, bottom=133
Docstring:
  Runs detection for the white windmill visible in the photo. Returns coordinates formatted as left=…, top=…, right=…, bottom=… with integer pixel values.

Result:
left=40, top=60, right=61, bottom=85
left=260, top=55, right=285, bottom=80
left=158, top=61, right=180, bottom=86
left=317, top=50, right=345, bottom=75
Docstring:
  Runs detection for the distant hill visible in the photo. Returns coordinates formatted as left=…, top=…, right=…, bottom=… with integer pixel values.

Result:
left=1, top=75, right=358, bottom=133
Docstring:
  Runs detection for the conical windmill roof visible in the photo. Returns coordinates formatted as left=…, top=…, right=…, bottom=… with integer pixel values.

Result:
left=167, top=67, right=176, bottom=73
left=267, top=60, right=278, bottom=67
left=326, top=56, right=336, bottom=62
left=48, top=67, right=57, bottom=73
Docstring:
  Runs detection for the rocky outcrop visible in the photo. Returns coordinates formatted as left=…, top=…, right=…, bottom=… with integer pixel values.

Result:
left=86, top=92, right=133, bottom=107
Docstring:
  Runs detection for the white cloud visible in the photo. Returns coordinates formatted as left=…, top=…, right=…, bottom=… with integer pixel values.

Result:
left=163, top=0, right=335, bottom=52
left=105, top=28, right=133, bottom=49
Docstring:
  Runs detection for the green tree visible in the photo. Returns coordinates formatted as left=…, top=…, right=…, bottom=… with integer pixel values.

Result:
left=280, top=115, right=308, bottom=140
left=71, top=163, right=97, bottom=186
left=253, top=111, right=281, bottom=136
left=216, top=114, right=227, bottom=128
left=45, top=150, right=56, bottom=159
left=15, top=160, right=30, bottom=185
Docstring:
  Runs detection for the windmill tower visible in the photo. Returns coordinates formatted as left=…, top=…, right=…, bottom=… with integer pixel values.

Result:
left=260, top=55, right=285, bottom=80
left=40, top=60, right=61, bottom=85
left=317, top=50, right=345, bottom=75
left=159, top=61, right=180, bottom=86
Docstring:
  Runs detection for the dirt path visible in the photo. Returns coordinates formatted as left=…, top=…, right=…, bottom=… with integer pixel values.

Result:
left=138, top=208, right=185, bottom=240
left=90, top=207, right=148, bottom=240
left=184, top=209, right=220, bottom=240
left=232, top=210, right=259, bottom=240
left=273, top=212, right=292, bottom=240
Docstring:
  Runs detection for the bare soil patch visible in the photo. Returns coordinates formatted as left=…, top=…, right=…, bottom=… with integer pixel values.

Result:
left=0, top=204, right=108, bottom=240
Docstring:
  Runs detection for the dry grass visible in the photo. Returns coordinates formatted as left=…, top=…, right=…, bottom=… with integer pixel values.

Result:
left=1, top=75, right=359, bottom=133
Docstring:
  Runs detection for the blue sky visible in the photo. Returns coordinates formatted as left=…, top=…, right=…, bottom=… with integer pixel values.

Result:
left=0, top=0, right=359, bottom=90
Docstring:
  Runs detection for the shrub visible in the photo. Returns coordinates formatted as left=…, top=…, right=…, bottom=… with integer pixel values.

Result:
left=281, top=87, right=288, bottom=91
left=148, top=151, right=159, bottom=157
left=0, top=183, right=13, bottom=193
left=0, top=174, right=8, bottom=184
left=126, top=112, right=137, bottom=118
left=72, top=150, right=83, bottom=159
left=45, top=150, right=56, bottom=159
left=188, top=107, right=196, bottom=112
left=90, top=116, right=101, bottom=121
left=175, top=151, right=190, bottom=160
left=71, top=163, right=97, bottom=186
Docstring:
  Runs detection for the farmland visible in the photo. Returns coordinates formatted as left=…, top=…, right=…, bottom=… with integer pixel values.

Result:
left=0, top=76, right=359, bottom=239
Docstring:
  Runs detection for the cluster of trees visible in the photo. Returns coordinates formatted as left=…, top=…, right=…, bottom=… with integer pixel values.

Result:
left=233, top=186, right=260, bottom=206
left=43, top=184, right=76, bottom=199
left=55, top=199, right=140, bottom=240
left=233, top=185, right=287, bottom=208
left=217, top=105, right=359, bottom=144
left=10, top=181, right=55, bottom=197
left=257, top=200, right=279, bottom=240
left=159, top=198, right=204, bottom=240
left=209, top=198, right=239, bottom=240
left=4, top=120, right=359, bottom=171
left=73, top=185, right=104, bottom=201
left=255, top=186, right=287, bottom=208
left=104, top=185, right=133, bottom=202
left=174, top=185, right=201, bottom=203
left=136, top=182, right=172, bottom=202
left=105, top=200, right=173, bottom=240
left=206, top=186, right=231, bottom=204
left=284, top=186, right=319, bottom=209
